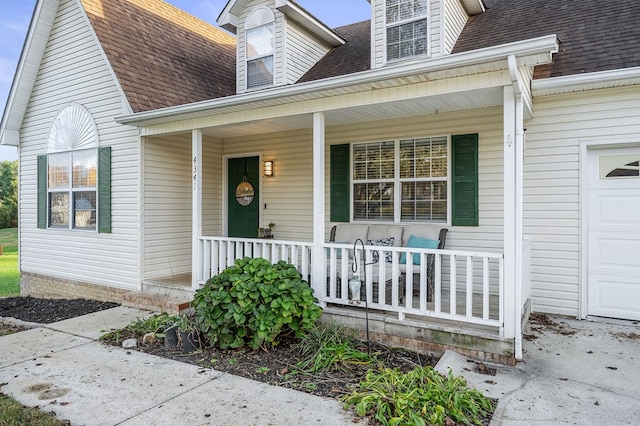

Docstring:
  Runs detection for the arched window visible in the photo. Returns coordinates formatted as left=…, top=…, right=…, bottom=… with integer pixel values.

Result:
left=38, top=103, right=111, bottom=232
left=245, top=7, right=275, bottom=89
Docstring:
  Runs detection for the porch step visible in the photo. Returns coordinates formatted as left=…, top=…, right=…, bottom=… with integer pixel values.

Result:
left=121, top=291, right=193, bottom=315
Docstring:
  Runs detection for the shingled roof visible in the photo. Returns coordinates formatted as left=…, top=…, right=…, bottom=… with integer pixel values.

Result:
left=81, top=0, right=640, bottom=112
left=298, top=20, right=371, bottom=83
left=453, top=0, right=640, bottom=79
left=299, top=0, right=640, bottom=84
left=81, top=0, right=236, bottom=112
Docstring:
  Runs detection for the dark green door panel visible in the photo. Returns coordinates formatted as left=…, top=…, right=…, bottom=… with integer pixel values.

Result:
left=227, top=156, right=259, bottom=238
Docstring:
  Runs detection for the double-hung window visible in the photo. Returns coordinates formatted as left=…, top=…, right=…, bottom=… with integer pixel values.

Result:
left=47, top=149, right=97, bottom=229
left=245, top=8, right=275, bottom=89
left=353, top=137, right=448, bottom=223
left=330, top=133, right=478, bottom=226
left=386, top=0, right=429, bottom=61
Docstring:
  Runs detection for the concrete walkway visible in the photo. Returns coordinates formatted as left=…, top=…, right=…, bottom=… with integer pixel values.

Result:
left=2, top=307, right=640, bottom=425
left=0, top=307, right=362, bottom=425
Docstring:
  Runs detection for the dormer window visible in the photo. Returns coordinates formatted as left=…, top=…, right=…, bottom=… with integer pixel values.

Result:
left=386, top=0, right=429, bottom=61
left=245, top=8, right=275, bottom=90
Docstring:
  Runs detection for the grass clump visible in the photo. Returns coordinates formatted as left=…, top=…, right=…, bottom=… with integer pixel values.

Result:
left=342, top=366, right=494, bottom=426
left=0, top=392, right=70, bottom=425
left=0, top=227, right=19, bottom=297
left=295, top=322, right=376, bottom=373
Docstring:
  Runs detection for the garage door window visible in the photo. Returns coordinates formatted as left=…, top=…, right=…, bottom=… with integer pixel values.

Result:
left=600, top=154, right=640, bottom=179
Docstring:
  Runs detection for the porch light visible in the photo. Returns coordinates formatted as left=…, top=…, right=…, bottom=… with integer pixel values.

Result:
left=264, top=160, right=274, bottom=177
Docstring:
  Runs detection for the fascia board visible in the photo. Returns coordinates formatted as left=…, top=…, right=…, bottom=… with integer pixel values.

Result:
left=0, top=129, right=20, bottom=147
left=532, top=66, right=640, bottom=95
left=116, top=34, right=559, bottom=126
left=217, top=0, right=241, bottom=33
left=0, top=0, right=59, bottom=144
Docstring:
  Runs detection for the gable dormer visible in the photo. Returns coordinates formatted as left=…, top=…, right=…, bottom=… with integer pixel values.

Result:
left=218, top=0, right=345, bottom=93
left=371, top=0, right=484, bottom=69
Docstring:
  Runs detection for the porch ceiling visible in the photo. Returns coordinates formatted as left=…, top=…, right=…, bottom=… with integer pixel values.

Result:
left=201, top=86, right=503, bottom=139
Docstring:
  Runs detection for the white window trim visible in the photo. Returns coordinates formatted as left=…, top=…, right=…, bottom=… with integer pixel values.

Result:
left=384, top=0, right=431, bottom=64
left=245, top=7, right=275, bottom=91
left=350, top=135, right=451, bottom=224
left=47, top=148, right=98, bottom=231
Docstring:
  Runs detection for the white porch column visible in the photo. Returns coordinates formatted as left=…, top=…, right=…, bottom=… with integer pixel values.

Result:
left=503, top=79, right=525, bottom=358
left=312, top=112, right=327, bottom=305
left=192, top=129, right=203, bottom=289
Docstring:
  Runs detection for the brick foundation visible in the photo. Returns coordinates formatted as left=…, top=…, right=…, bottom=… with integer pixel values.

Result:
left=359, top=331, right=517, bottom=366
left=20, top=272, right=130, bottom=304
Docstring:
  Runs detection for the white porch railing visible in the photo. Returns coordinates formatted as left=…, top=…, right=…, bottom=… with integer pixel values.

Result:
left=325, top=243, right=504, bottom=334
left=198, top=237, right=312, bottom=284
left=197, top=237, right=505, bottom=336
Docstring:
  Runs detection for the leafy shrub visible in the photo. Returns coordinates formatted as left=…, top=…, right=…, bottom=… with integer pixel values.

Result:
left=342, top=366, right=493, bottom=426
left=192, top=257, right=322, bottom=350
left=296, top=322, right=376, bottom=373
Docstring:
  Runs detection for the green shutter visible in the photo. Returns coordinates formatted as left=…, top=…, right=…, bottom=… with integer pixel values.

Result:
left=451, top=134, right=479, bottom=226
left=330, top=144, right=350, bottom=222
left=37, top=155, right=47, bottom=229
left=98, top=147, right=111, bottom=233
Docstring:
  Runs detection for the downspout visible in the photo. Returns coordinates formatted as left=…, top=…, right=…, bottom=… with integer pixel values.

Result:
left=508, top=55, right=524, bottom=360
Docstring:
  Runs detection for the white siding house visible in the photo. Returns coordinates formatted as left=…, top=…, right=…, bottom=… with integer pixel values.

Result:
left=2, top=0, right=640, bottom=363
left=16, top=0, right=140, bottom=294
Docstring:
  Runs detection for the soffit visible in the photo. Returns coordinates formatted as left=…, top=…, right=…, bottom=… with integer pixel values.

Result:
left=198, top=86, right=503, bottom=138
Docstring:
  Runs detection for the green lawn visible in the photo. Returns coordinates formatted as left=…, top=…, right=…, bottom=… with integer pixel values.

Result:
left=0, top=392, right=69, bottom=425
left=0, top=227, right=19, bottom=297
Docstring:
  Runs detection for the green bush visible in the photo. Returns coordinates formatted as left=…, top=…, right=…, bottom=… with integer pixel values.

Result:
left=192, top=257, right=322, bottom=351
left=342, top=366, right=493, bottom=426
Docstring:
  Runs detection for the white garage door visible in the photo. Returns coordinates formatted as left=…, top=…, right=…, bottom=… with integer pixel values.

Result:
left=588, top=148, right=640, bottom=320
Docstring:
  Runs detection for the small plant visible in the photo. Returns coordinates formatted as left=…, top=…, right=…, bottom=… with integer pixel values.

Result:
left=101, top=313, right=179, bottom=341
left=257, top=222, right=276, bottom=239
left=256, top=366, right=271, bottom=375
left=296, top=322, right=376, bottom=373
left=228, top=357, right=238, bottom=365
left=342, top=366, right=494, bottom=426
left=192, top=257, right=322, bottom=350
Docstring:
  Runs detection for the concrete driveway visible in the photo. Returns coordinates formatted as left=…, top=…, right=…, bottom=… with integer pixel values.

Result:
left=437, top=314, right=640, bottom=425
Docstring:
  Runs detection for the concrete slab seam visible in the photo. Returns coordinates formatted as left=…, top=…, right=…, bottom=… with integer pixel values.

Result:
left=112, top=370, right=226, bottom=425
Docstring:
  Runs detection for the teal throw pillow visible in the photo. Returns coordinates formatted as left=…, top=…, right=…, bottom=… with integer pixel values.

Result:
left=400, top=235, right=439, bottom=265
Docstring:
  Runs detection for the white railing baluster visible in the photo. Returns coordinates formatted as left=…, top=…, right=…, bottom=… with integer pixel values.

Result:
left=483, top=258, right=490, bottom=321
left=405, top=254, right=413, bottom=309
left=435, top=253, right=442, bottom=313
left=450, top=254, right=457, bottom=316
left=211, top=240, right=219, bottom=278
left=202, top=240, right=211, bottom=283
left=466, top=256, right=473, bottom=318
left=419, top=253, right=427, bottom=311
left=377, top=256, right=385, bottom=305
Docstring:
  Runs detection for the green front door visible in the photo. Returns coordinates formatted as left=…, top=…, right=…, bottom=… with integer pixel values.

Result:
left=227, top=156, right=259, bottom=238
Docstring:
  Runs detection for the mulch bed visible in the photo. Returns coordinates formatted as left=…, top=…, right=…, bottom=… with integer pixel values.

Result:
left=0, top=296, right=118, bottom=324
left=103, top=331, right=437, bottom=399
